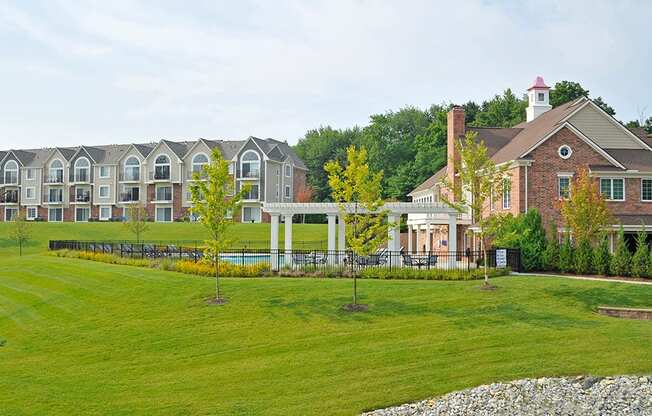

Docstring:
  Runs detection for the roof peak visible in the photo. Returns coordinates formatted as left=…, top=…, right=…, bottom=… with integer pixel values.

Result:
left=527, top=76, right=550, bottom=90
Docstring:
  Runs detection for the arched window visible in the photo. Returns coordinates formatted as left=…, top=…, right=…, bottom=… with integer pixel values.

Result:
left=240, top=150, right=260, bottom=178
left=192, top=153, right=209, bottom=173
left=4, top=160, right=18, bottom=184
left=124, top=156, right=140, bottom=181
left=154, top=154, right=171, bottom=180
left=74, top=157, right=90, bottom=182
left=49, top=159, right=64, bottom=183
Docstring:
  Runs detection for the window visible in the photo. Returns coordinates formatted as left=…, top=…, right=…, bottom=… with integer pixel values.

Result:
left=502, top=178, right=511, bottom=209
left=642, top=179, right=652, bottom=202
left=75, top=187, right=90, bottom=202
left=48, top=207, right=63, bottom=222
left=26, top=187, right=35, bottom=199
left=558, top=176, right=571, bottom=199
left=537, top=92, right=545, bottom=102
left=26, top=168, right=34, bottom=180
left=74, top=157, right=90, bottom=182
left=99, top=166, right=110, bottom=178
left=244, top=184, right=259, bottom=200
left=285, top=185, right=291, bottom=199
left=123, top=156, right=140, bottom=181
left=48, top=188, right=63, bottom=203
left=285, top=165, right=291, bottom=177
left=4, top=160, right=18, bottom=184
left=600, top=178, right=625, bottom=201
left=558, top=145, right=572, bottom=159
left=48, top=160, right=64, bottom=183
left=121, top=186, right=140, bottom=202
left=192, top=153, right=209, bottom=173
left=242, top=207, right=261, bottom=223
left=99, top=185, right=110, bottom=198
left=155, top=185, right=172, bottom=201
left=5, top=208, right=18, bottom=222
left=240, top=150, right=260, bottom=178
left=155, top=207, right=172, bottom=222
left=154, top=154, right=171, bottom=180
left=75, top=207, right=90, bottom=222
left=26, top=207, right=37, bottom=220
left=100, top=206, right=111, bottom=221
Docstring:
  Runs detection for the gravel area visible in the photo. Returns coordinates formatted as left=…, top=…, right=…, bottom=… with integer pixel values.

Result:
left=362, top=375, right=652, bottom=415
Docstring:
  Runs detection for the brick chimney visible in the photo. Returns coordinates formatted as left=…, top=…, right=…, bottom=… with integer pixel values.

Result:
left=447, top=106, right=465, bottom=200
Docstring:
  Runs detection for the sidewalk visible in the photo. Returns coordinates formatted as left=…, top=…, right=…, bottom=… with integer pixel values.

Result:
left=513, top=272, right=652, bottom=286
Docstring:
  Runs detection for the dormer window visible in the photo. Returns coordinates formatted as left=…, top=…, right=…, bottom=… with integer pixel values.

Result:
left=154, top=154, right=171, bottom=180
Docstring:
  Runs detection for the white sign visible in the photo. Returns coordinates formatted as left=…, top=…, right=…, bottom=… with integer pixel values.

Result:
left=496, top=249, right=507, bottom=268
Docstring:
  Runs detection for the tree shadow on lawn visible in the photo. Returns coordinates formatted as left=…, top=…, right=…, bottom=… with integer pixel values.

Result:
left=545, top=285, right=652, bottom=311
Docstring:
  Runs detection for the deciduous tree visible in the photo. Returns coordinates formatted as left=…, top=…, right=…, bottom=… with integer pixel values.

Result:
left=9, top=212, right=31, bottom=256
left=124, top=203, right=149, bottom=243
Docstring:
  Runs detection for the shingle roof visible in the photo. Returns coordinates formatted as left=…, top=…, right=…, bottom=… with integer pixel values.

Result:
left=410, top=166, right=447, bottom=195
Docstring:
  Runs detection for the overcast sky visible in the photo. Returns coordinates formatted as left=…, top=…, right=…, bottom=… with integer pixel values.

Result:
left=1, top=0, right=650, bottom=150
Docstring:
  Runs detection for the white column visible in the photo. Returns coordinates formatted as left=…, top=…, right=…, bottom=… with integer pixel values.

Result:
left=448, top=213, right=457, bottom=268
left=426, top=222, right=432, bottom=254
left=270, top=213, right=280, bottom=271
left=388, top=214, right=401, bottom=266
left=284, top=214, right=293, bottom=267
left=337, top=214, right=346, bottom=264
left=415, top=224, right=421, bottom=253
left=327, top=214, right=336, bottom=253
left=407, top=224, right=413, bottom=254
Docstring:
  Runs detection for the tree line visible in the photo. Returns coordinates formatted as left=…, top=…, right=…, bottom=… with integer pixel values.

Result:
left=294, top=80, right=652, bottom=204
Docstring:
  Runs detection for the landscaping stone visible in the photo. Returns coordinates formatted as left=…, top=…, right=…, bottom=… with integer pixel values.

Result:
left=362, top=375, right=652, bottom=415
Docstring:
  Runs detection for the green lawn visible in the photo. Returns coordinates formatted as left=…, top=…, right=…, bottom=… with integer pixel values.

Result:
left=1, top=251, right=651, bottom=415
left=0, top=222, right=328, bottom=255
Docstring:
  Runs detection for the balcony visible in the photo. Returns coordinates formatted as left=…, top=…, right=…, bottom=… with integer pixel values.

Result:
left=243, top=187, right=259, bottom=201
left=119, top=190, right=140, bottom=203
left=44, top=194, right=64, bottom=204
left=186, top=170, right=207, bottom=180
left=149, top=166, right=171, bottom=181
left=1, top=173, right=18, bottom=186
left=0, top=191, right=19, bottom=204
left=154, top=188, right=173, bottom=202
left=71, top=170, right=90, bottom=183
left=119, top=170, right=140, bottom=182
left=45, top=173, right=64, bottom=184
left=240, top=168, right=260, bottom=179
left=72, top=192, right=91, bottom=203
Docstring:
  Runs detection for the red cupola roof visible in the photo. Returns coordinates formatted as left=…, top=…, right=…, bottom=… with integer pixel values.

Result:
left=527, top=76, right=550, bottom=90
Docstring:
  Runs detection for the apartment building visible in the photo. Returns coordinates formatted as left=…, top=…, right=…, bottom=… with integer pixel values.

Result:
left=407, top=76, right=652, bottom=252
left=0, top=137, right=307, bottom=223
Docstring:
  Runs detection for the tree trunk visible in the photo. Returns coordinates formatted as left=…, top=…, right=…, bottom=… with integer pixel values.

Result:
left=19, top=240, right=22, bottom=256
left=353, top=275, right=357, bottom=305
left=481, top=233, right=488, bottom=284
left=215, top=253, right=221, bottom=301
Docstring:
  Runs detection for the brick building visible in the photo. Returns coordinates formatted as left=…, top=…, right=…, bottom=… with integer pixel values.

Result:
left=0, top=137, right=307, bottom=223
left=407, top=77, right=652, bottom=252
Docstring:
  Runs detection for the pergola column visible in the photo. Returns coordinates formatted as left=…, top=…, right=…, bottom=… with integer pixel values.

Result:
left=426, top=222, right=432, bottom=253
left=407, top=224, right=413, bottom=254
left=327, top=214, right=337, bottom=252
left=270, top=213, right=280, bottom=271
left=284, top=214, right=293, bottom=267
left=337, top=214, right=346, bottom=263
left=415, top=224, right=421, bottom=253
left=388, top=214, right=401, bottom=266
left=448, top=213, right=457, bottom=267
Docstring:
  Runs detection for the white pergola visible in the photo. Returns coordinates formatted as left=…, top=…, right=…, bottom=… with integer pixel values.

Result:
left=261, top=202, right=460, bottom=270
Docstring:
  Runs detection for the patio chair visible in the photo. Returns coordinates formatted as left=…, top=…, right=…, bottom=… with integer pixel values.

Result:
left=427, top=254, right=437, bottom=267
left=121, top=244, right=134, bottom=256
left=143, top=244, right=156, bottom=258
left=402, top=254, right=416, bottom=267
left=314, top=252, right=328, bottom=265
left=292, top=252, right=314, bottom=265
left=102, top=244, right=113, bottom=253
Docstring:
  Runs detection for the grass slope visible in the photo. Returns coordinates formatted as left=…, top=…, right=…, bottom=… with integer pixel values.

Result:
left=0, top=222, right=328, bottom=255
left=1, top=253, right=651, bottom=415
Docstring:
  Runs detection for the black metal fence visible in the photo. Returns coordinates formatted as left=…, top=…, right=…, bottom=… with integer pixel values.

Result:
left=49, top=240, right=521, bottom=273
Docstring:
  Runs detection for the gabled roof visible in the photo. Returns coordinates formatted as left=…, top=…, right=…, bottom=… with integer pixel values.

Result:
left=133, top=143, right=156, bottom=158
left=265, top=138, right=307, bottom=170
left=160, top=139, right=191, bottom=159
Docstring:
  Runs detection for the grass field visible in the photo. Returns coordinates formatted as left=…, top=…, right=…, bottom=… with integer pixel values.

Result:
left=1, top=248, right=651, bottom=415
left=0, top=222, right=329, bottom=255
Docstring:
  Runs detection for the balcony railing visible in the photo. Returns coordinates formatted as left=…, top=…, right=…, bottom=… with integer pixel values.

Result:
left=45, top=174, right=65, bottom=184
left=0, top=191, right=19, bottom=203
left=44, top=194, right=64, bottom=204
left=71, top=170, right=90, bottom=183
left=150, top=167, right=171, bottom=181
left=119, top=170, right=140, bottom=181
left=120, top=190, right=140, bottom=202
left=1, top=173, right=18, bottom=185
left=72, top=192, right=90, bottom=203
left=240, top=169, right=260, bottom=178
left=187, top=170, right=207, bottom=180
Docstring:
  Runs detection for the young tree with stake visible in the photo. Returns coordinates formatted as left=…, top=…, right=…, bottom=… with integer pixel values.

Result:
left=325, top=146, right=389, bottom=310
left=190, top=149, right=249, bottom=304
left=9, top=212, right=32, bottom=256
left=123, top=203, right=150, bottom=243
left=441, top=131, right=510, bottom=286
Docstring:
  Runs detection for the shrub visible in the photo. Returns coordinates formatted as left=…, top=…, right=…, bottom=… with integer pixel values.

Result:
left=174, top=260, right=269, bottom=277
left=631, top=227, right=649, bottom=278
left=573, top=238, right=592, bottom=275
left=541, top=223, right=560, bottom=272
left=558, top=234, right=574, bottom=273
left=593, top=235, right=611, bottom=276
left=610, top=226, right=631, bottom=277
left=358, top=267, right=509, bottom=281
left=490, top=209, right=547, bottom=272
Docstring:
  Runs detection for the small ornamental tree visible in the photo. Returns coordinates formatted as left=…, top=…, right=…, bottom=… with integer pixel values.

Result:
left=294, top=182, right=314, bottom=223
left=574, top=238, right=592, bottom=275
left=610, top=226, right=631, bottom=277
left=441, top=131, right=510, bottom=285
left=325, top=145, right=389, bottom=310
left=593, top=234, right=611, bottom=276
left=558, top=166, right=611, bottom=243
left=558, top=233, right=574, bottom=273
left=542, top=222, right=560, bottom=272
left=631, top=226, right=649, bottom=278
left=9, top=212, right=32, bottom=256
left=190, top=148, right=250, bottom=304
left=124, top=203, right=149, bottom=243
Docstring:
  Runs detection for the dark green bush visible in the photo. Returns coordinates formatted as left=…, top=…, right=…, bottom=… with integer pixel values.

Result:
left=631, top=228, right=649, bottom=278
left=359, top=267, right=509, bottom=281
left=558, top=234, right=574, bottom=273
left=593, top=235, right=611, bottom=275
left=573, top=238, right=592, bottom=275
left=541, top=222, right=560, bottom=272
left=490, top=209, right=547, bottom=272
left=610, top=226, right=630, bottom=277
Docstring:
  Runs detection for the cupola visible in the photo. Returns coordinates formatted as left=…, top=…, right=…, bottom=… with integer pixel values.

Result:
left=526, top=76, right=552, bottom=122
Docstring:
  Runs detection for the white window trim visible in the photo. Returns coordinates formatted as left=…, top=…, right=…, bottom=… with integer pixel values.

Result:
left=75, top=207, right=91, bottom=222
left=557, top=174, right=573, bottom=200
left=4, top=160, right=18, bottom=184
left=99, top=166, right=110, bottom=179
left=99, top=206, right=112, bottom=221
left=641, top=178, right=652, bottom=202
left=26, top=206, right=37, bottom=220
left=155, top=184, right=173, bottom=202
left=502, top=178, right=511, bottom=210
left=26, top=168, right=34, bottom=180
left=124, top=156, right=141, bottom=180
left=5, top=207, right=18, bottom=222
left=48, top=207, right=63, bottom=222
left=191, top=153, right=209, bottom=173
left=284, top=184, right=291, bottom=199
left=600, top=177, right=626, bottom=202
left=155, top=206, right=173, bottom=223
left=25, top=186, right=36, bottom=200
left=241, top=206, right=261, bottom=223
left=558, top=145, right=572, bottom=160
left=240, top=150, right=261, bottom=178
left=285, top=164, right=292, bottom=177
left=49, top=159, right=64, bottom=181
left=74, top=157, right=91, bottom=181
left=99, top=185, right=111, bottom=199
